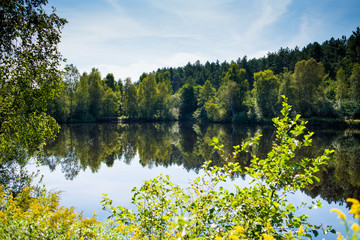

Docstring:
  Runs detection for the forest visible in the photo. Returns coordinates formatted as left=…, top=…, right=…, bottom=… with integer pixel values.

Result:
left=48, top=27, right=360, bottom=124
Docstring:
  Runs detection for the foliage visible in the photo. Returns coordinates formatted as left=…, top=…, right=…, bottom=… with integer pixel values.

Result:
left=137, top=72, right=174, bottom=120
left=63, top=64, right=81, bottom=119
left=220, top=63, right=249, bottom=119
left=292, top=58, right=325, bottom=117
left=124, top=78, right=138, bottom=120
left=0, top=0, right=66, bottom=163
left=253, top=70, right=280, bottom=119
left=350, top=64, right=360, bottom=104
left=336, top=68, right=349, bottom=101
left=138, top=73, right=158, bottom=120
left=49, top=66, right=124, bottom=123
left=0, top=0, right=67, bottom=197
left=198, top=80, right=216, bottom=108
left=179, top=84, right=197, bottom=120
left=102, top=97, right=335, bottom=239
left=156, top=71, right=173, bottom=120
left=102, top=88, right=120, bottom=118
left=47, top=81, right=70, bottom=123
left=0, top=185, right=126, bottom=240
left=204, top=99, right=221, bottom=122
left=347, top=27, right=360, bottom=63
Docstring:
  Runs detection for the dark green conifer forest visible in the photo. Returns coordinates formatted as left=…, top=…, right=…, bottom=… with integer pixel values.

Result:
left=48, top=27, right=360, bottom=124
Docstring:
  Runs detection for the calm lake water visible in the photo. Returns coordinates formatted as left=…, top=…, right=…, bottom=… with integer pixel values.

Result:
left=29, top=122, right=360, bottom=239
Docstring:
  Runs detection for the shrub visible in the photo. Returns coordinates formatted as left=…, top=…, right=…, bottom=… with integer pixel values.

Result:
left=0, top=186, right=101, bottom=239
left=102, top=96, right=335, bottom=239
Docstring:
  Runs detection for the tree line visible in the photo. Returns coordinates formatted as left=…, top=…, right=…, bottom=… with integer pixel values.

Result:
left=48, top=27, right=360, bottom=123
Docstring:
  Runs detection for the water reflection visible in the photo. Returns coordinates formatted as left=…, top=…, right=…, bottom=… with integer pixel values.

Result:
left=303, top=128, right=360, bottom=204
left=39, top=122, right=360, bottom=204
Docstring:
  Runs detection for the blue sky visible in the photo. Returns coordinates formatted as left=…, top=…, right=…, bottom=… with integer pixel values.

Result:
left=49, top=0, right=360, bottom=82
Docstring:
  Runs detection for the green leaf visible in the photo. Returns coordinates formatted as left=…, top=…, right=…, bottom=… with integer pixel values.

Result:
left=313, top=176, right=320, bottom=182
left=286, top=204, right=296, bottom=212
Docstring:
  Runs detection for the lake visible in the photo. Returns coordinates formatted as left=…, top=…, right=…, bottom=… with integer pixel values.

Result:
left=28, top=122, right=360, bottom=238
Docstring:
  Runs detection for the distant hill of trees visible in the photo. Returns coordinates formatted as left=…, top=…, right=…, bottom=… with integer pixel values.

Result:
left=48, top=27, right=360, bottom=124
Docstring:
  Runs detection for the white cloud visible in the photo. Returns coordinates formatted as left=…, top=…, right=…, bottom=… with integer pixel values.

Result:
left=242, top=0, right=292, bottom=42
left=218, top=0, right=292, bottom=60
left=93, top=61, right=158, bottom=82
left=164, top=52, right=209, bottom=67
left=92, top=52, right=209, bottom=81
left=287, top=14, right=323, bottom=48
left=250, top=50, right=269, bottom=59
left=62, top=11, right=152, bottom=45
left=149, top=0, right=233, bottom=20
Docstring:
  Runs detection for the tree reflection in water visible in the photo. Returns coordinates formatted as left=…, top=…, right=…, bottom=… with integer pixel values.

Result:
left=39, top=122, right=360, bottom=204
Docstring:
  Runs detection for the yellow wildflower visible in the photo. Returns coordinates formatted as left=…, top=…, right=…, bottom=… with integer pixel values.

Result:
left=351, top=223, right=360, bottom=232
left=215, top=237, right=224, bottom=240
left=265, top=221, right=274, bottom=232
left=260, top=234, right=276, bottom=240
left=336, top=232, right=346, bottom=240
left=331, top=209, right=346, bottom=221
left=234, top=226, right=244, bottom=233
left=0, top=211, right=6, bottom=223
left=347, top=198, right=360, bottom=219
left=347, top=198, right=360, bottom=205
left=229, top=235, right=240, bottom=240
left=297, top=225, right=304, bottom=235
left=115, top=221, right=125, bottom=232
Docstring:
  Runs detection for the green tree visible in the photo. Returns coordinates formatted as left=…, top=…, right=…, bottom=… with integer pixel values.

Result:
left=104, top=73, right=116, bottom=91
left=123, top=78, right=138, bottom=119
left=335, top=68, right=349, bottom=101
left=63, top=64, right=80, bottom=119
left=157, top=84, right=172, bottom=120
left=217, top=80, right=238, bottom=121
left=117, top=79, right=124, bottom=94
left=101, top=88, right=120, bottom=119
left=253, top=70, right=280, bottom=119
left=347, top=27, right=360, bottom=63
left=292, top=58, right=325, bottom=117
left=350, top=63, right=360, bottom=103
left=204, top=99, right=221, bottom=122
left=179, top=84, right=197, bottom=120
left=73, top=72, right=91, bottom=122
left=0, top=0, right=66, bottom=163
left=155, top=71, right=173, bottom=120
left=220, top=63, right=249, bottom=119
left=46, top=81, right=70, bottom=123
left=88, top=68, right=104, bottom=120
left=138, top=73, right=158, bottom=120
left=198, top=79, right=216, bottom=107
left=279, top=71, right=296, bottom=106
left=156, top=71, right=172, bottom=92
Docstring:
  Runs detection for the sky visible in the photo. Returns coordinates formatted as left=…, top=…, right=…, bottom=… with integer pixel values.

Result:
left=48, top=0, right=360, bottom=82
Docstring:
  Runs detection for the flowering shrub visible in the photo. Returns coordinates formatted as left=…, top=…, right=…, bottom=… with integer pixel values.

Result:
left=0, top=185, right=104, bottom=239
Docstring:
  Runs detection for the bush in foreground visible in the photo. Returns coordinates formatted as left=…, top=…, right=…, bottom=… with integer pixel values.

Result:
left=101, top=97, right=335, bottom=239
